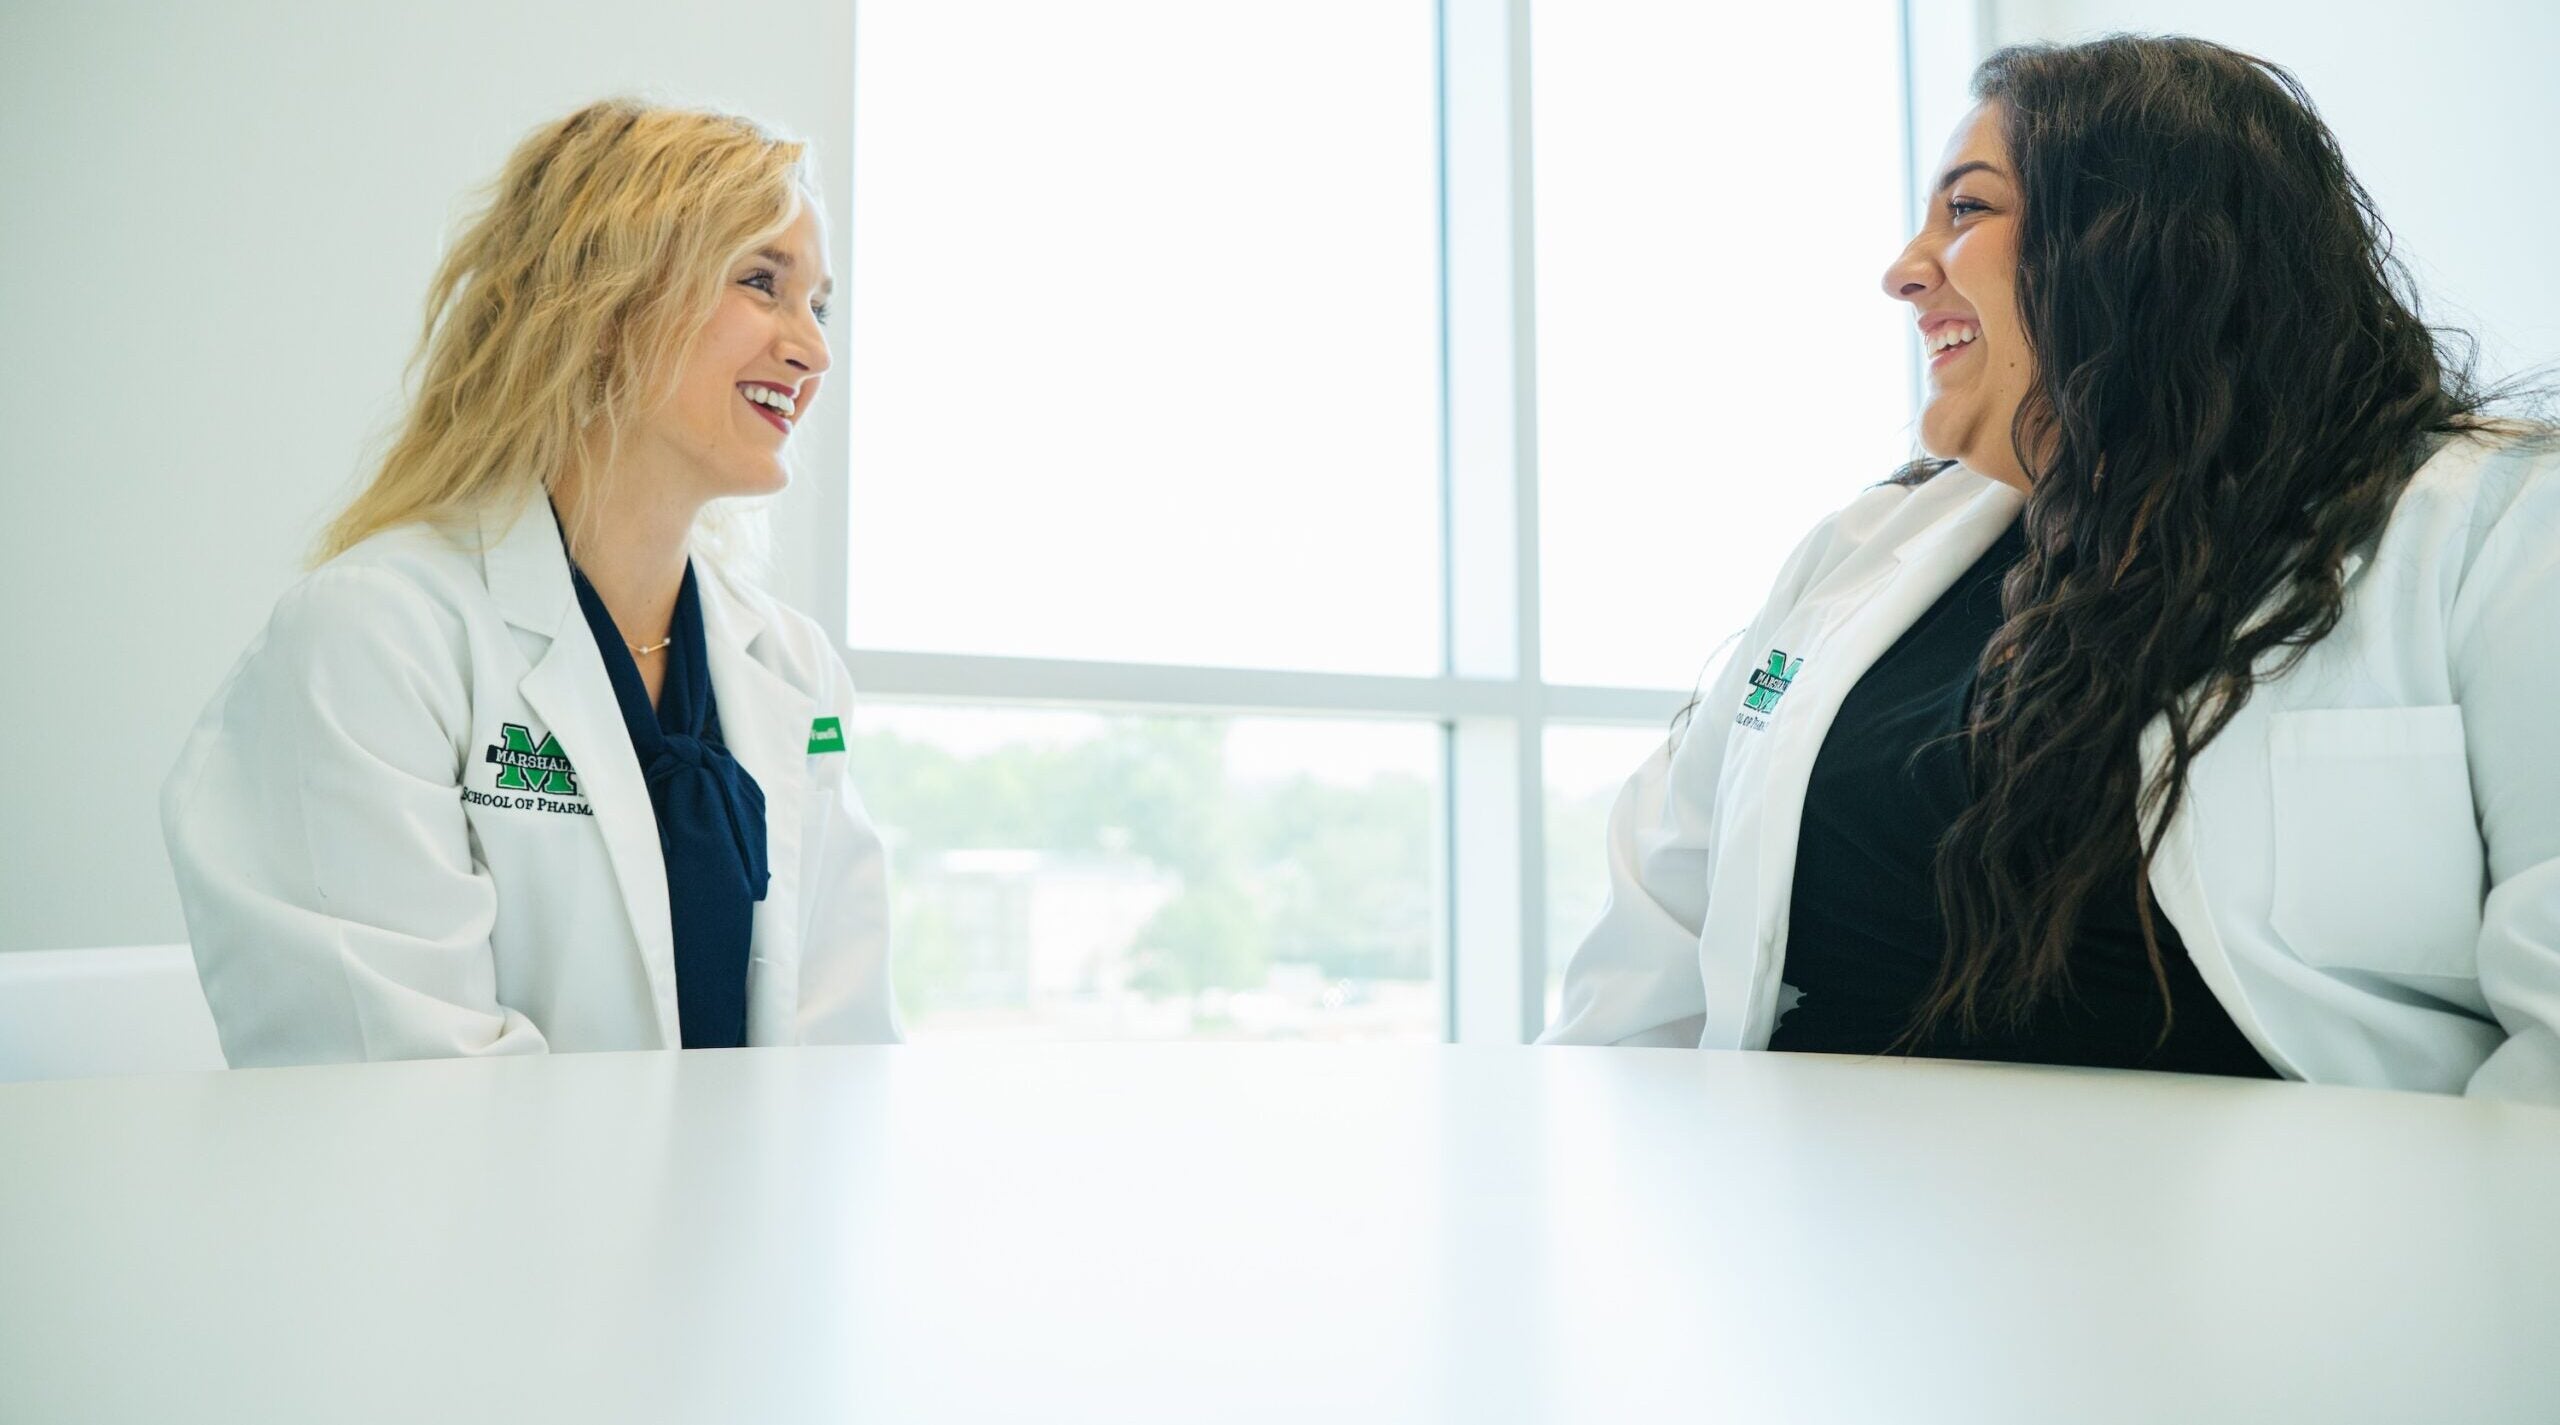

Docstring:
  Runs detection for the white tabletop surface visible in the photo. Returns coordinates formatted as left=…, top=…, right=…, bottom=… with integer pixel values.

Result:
left=3, top=1045, right=2556, bottom=1423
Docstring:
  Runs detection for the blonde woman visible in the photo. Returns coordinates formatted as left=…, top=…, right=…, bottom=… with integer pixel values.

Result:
left=162, top=100, right=898, bottom=1066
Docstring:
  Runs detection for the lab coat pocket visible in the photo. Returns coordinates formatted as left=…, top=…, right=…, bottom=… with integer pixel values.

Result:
left=2266, top=706, right=2484, bottom=978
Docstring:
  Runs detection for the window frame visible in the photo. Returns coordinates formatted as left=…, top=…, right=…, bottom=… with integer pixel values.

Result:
left=823, top=0, right=1982, bottom=1044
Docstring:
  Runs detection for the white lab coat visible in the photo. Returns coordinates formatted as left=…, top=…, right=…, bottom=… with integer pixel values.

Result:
left=1544, top=431, right=2560, bottom=1104
left=163, top=500, right=900, bottom=1066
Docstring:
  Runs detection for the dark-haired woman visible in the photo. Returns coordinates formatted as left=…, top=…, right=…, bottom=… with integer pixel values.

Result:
left=1542, top=35, right=2560, bottom=1102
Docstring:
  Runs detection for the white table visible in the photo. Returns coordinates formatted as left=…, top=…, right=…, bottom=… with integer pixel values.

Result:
left=2, top=1047, right=2554, bottom=1423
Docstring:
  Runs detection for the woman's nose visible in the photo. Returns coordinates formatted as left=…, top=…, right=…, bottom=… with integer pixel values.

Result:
left=1881, top=236, right=1939, bottom=303
left=780, top=321, right=831, bottom=378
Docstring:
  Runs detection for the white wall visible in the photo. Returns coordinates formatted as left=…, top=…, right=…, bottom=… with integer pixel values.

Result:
left=1979, top=0, right=2560, bottom=383
left=0, top=1, right=853, bottom=953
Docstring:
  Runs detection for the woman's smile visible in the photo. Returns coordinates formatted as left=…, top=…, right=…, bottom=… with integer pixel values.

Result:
left=739, top=380, right=798, bottom=435
left=1921, top=315, right=1982, bottom=373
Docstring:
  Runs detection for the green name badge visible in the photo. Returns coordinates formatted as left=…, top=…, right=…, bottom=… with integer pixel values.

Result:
left=807, top=715, right=846, bottom=754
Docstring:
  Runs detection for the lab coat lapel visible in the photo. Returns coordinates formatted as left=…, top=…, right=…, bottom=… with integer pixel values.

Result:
left=697, top=567, right=811, bottom=1043
left=482, top=502, right=681, bottom=1047
left=2136, top=712, right=2297, bottom=1076
left=1727, top=472, right=2029, bottom=1045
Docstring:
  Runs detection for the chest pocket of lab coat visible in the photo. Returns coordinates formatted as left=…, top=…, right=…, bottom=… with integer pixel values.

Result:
left=2266, top=706, right=2485, bottom=979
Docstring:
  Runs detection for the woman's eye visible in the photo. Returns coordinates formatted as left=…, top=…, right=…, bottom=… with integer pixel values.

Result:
left=741, top=270, right=778, bottom=296
left=1949, top=197, right=1990, bottom=218
left=811, top=301, right=832, bottom=326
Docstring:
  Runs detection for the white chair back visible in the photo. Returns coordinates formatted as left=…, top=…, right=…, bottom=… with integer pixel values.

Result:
left=0, top=944, right=227, bottom=1082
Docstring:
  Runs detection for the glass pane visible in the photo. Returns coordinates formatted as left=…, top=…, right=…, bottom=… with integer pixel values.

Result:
left=1544, top=722, right=1674, bottom=1027
left=851, top=705, right=1443, bottom=1041
left=1533, top=2, right=1915, bottom=688
left=846, top=2, right=1442, bottom=674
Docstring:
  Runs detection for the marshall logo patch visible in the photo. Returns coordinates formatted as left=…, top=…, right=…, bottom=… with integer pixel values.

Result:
left=463, top=723, right=593, bottom=815
left=486, top=723, right=579, bottom=795
left=1734, top=650, right=1803, bottom=731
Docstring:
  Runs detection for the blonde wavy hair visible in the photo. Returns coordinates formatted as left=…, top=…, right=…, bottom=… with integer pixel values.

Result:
left=316, top=97, right=814, bottom=567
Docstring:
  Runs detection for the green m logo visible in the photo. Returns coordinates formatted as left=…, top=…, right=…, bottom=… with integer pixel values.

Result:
left=1741, top=650, right=1804, bottom=714
left=486, top=723, right=580, bottom=796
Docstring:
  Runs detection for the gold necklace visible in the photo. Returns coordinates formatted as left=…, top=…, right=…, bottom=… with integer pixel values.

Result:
left=628, top=636, right=672, bottom=657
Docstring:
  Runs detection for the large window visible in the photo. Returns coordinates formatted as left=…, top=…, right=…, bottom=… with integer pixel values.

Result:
left=1533, top=1, right=1916, bottom=690
left=842, top=1, right=1938, bottom=1043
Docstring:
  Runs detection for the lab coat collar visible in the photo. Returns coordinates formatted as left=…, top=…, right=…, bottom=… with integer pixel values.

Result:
left=479, top=499, right=683, bottom=1047
left=1880, top=464, right=2026, bottom=568
left=696, top=564, right=814, bottom=1041
left=478, top=501, right=822, bottom=1043
left=1720, top=468, right=2032, bottom=1046
left=481, top=497, right=574, bottom=639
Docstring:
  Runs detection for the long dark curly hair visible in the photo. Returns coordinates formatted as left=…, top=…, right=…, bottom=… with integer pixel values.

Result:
left=1898, top=36, right=2490, bottom=1038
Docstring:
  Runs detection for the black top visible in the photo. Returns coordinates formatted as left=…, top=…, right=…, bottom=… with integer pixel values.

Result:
left=572, top=560, right=770, bottom=1050
left=1768, top=516, right=2276, bottom=1077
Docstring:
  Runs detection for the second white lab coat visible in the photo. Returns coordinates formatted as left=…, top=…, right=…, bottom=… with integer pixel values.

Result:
left=1544, top=431, right=2560, bottom=1104
left=163, top=500, right=901, bottom=1066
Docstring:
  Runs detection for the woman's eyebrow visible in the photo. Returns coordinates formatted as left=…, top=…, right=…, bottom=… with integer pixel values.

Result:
left=751, top=247, right=834, bottom=301
left=1935, top=159, right=2003, bottom=193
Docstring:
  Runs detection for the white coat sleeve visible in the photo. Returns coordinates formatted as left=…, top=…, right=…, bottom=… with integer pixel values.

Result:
left=788, top=645, right=903, bottom=1045
left=2452, top=457, right=2560, bottom=1103
left=1538, top=646, right=1756, bottom=1046
left=162, top=566, right=547, bottom=1066
left=1540, top=510, right=1855, bottom=1048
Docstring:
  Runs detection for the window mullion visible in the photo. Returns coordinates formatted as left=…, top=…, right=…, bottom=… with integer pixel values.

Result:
left=1441, top=0, right=1540, bottom=1045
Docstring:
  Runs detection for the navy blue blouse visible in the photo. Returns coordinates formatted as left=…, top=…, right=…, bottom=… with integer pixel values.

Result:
left=572, top=560, right=769, bottom=1049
